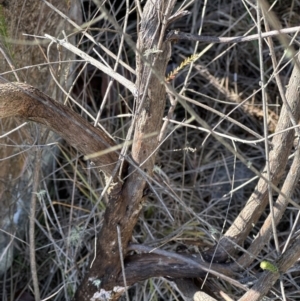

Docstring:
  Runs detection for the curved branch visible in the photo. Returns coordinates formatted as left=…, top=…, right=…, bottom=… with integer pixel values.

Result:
left=233, top=146, right=300, bottom=270
left=239, top=233, right=300, bottom=301
left=121, top=245, right=245, bottom=290
left=205, top=54, right=300, bottom=262
left=0, top=82, right=118, bottom=176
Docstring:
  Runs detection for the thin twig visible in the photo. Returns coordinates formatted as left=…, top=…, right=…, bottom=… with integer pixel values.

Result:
left=44, top=34, right=137, bottom=96
left=41, top=0, right=136, bottom=75
left=257, top=0, right=280, bottom=259
left=166, top=26, right=300, bottom=43
left=94, top=0, right=130, bottom=126
left=29, top=144, right=43, bottom=301
left=166, top=52, right=300, bottom=261
left=0, top=41, right=20, bottom=82
left=117, top=225, right=129, bottom=301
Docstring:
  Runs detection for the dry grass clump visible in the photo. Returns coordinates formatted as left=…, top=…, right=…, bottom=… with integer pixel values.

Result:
left=1, top=0, right=300, bottom=300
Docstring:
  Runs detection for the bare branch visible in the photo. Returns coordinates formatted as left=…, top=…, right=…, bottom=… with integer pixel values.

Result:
left=239, top=233, right=300, bottom=301
left=205, top=53, right=300, bottom=262
left=233, top=129, right=300, bottom=270
left=166, top=26, right=300, bottom=44
left=44, top=34, right=137, bottom=96
left=0, top=82, right=118, bottom=177
left=73, top=0, right=176, bottom=300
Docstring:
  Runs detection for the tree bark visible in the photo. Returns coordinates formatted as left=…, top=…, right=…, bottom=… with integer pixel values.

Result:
left=204, top=53, right=300, bottom=263
left=73, top=1, right=175, bottom=300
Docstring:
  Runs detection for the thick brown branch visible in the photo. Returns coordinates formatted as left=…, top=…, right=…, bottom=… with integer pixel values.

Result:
left=73, top=1, right=175, bottom=300
left=0, top=82, right=118, bottom=176
left=112, top=247, right=244, bottom=290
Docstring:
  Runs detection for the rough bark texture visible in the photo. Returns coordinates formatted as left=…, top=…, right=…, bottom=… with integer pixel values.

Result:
left=233, top=143, right=300, bottom=270
left=205, top=53, right=300, bottom=263
left=0, top=83, right=118, bottom=176
left=2, top=1, right=299, bottom=300
left=73, top=1, right=175, bottom=300
left=110, top=253, right=235, bottom=286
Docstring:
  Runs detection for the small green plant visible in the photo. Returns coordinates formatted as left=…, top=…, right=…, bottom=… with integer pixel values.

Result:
left=260, top=261, right=278, bottom=273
